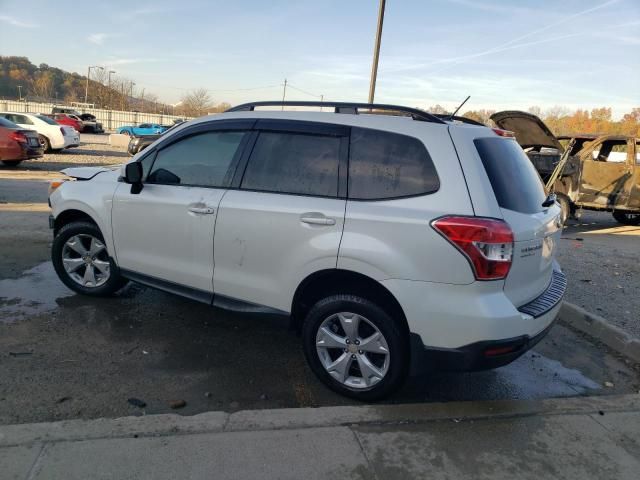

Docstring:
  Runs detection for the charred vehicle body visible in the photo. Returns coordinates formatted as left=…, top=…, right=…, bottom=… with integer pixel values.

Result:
left=491, top=111, right=640, bottom=225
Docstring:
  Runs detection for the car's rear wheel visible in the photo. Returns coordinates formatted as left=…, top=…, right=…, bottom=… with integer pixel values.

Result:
left=38, top=135, right=51, bottom=152
left=612, top=211, right=640, bottom=225
left=2, top=160, right=22, bottom=166
left=52, top=221, right=127, bottom=296
left=302, top=294, right=408, bottom=401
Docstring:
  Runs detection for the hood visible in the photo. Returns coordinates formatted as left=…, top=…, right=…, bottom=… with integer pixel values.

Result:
left=60, top=166, right=112, bottom=180
left=490, top=111, right=563, bottom=151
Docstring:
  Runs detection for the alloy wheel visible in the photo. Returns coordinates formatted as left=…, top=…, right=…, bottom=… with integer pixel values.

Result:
left=316, top=312, right=390, bottom=390
left=61, top=234, right=111, bottom=287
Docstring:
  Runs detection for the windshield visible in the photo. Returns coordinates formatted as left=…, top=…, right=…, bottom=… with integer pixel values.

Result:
left=36, top=115, right=60, bottom=126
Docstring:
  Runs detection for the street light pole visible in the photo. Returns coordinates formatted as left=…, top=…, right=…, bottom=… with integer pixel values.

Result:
left=17, top=85, right=22, bottom=101
left=85, top=66, right=103, bottom=104
left=107, top=70, right=116, bottom=109
left=281, top=78, right=287, bottom=110
left=368, top=0, right=386, bottom=104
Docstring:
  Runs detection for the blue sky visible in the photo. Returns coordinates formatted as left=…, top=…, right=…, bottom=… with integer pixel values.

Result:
left=1, top=0, right=638, bottom=117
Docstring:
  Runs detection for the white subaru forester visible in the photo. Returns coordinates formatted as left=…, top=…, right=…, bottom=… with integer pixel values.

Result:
left=48, top=102, right=566, bottom=400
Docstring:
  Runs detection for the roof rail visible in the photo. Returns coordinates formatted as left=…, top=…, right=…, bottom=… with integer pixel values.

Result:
left=226, top=101, right=446, bottom=124
left=432, top=114, right=485, bottom=126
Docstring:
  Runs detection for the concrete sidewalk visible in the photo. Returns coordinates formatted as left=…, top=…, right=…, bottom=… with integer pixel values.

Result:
left=3, top=394, right=640, bottom=480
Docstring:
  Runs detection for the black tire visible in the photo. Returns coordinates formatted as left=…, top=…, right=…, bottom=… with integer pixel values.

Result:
left=38, top=135, right=51, bottom=152
left=2, top=160, right=22, bottom=166
left=556, top=195, right=571, bottom=225
left=302, top=294, right=409, bottom=401
left=612, top=211, right=640, bottom=226
left=52, top=221, right=127, bottom=296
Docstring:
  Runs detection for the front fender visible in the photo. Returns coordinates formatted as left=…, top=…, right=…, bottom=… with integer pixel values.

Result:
left=50, top=174, right=118, bottom=261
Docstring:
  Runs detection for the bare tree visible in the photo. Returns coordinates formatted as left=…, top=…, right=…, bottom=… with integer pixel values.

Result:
left=427, top=104, right=449, bottom=115
left=180, top=88, right=213, bottom=117
left=30, top=72, right=54, bottom=100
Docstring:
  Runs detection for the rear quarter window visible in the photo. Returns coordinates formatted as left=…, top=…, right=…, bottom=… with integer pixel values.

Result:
left=474, top=137, right=546, bottom=214
left=348, top=127, right=439, bottom=200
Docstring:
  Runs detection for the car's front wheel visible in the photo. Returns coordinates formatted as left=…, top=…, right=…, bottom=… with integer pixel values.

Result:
left=52, top=221, right=127, bottom=296
left=302, top=294, right=409, bottom=401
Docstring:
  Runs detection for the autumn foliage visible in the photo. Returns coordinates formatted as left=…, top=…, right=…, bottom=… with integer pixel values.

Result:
left=458, top=106, right=640, bottom=138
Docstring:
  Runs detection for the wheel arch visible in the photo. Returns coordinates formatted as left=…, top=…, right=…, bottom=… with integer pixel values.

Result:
left=54, top=209, right=99, bottom=236
left=290, top=269, right=409, bottom=335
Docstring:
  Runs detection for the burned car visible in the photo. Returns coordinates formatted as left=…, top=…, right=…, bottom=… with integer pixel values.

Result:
left=491, top=111, right=640, bottom=225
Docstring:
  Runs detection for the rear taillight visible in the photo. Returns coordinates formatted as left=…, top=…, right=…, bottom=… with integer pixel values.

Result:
left=492, top=128, right=515, bottom=138
left=432, top=216, right=514, bottom=280
left=9, top=131, right=28, bottom=143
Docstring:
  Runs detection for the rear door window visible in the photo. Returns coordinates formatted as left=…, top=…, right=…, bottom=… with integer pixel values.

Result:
left=474, top=137, right=546, bottom=214
left=348, top=127, right=439, bottom=200
left=241, top=131, right=340, bottom=197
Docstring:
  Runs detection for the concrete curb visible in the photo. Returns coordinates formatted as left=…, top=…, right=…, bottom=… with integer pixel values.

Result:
left=560, top=302, right=640, bottom=363
left=1, top=394, right=638, bottom=448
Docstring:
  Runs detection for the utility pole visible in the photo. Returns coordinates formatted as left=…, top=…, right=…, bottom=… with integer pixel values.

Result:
left=17, top=85, right=22, bottom=101
left=320, top=94, right=324, bottom=111
left=107, top=70, right=116, bottom=109
left=368, top=0, right=386, bottom=104
left=281, top=78, right=287, bottom=110
left=85, top=66, right=103, bottom=104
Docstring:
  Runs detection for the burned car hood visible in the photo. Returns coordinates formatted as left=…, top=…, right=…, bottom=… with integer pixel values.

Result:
left=60, top=166, right=113, bottom=180
left=491, top=111, right=563, bottom=151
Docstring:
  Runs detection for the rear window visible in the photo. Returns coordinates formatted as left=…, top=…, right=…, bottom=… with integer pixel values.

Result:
left=474, top=137, right=546, bottom=214
left=348, top=127, right=439, bottom=200
left=0, top=117, right=18, bottom=128
left=36, top=115, right=59, bottom=126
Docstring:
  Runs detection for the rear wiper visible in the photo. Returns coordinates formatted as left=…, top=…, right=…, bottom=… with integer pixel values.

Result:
left=542, top=193, right=557, bottom=208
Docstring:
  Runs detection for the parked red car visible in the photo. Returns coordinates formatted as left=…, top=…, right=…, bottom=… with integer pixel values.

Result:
left=43, top=113, right=84, bottom=133
left=0, top=116, right=43, bottom=166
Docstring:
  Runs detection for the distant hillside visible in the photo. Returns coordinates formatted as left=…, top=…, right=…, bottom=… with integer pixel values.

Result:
left=0, top=56, right=171, bottom=113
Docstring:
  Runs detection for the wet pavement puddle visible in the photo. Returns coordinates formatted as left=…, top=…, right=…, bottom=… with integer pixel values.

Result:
left=0, top=262, right=74, bottom=322
left=0, top=261, right=615, bottom=412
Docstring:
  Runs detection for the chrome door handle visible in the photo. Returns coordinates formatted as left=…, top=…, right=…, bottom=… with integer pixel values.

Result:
left=188, top=206, right=215, bottom=214
left=300, top=213, right=336, bottom=226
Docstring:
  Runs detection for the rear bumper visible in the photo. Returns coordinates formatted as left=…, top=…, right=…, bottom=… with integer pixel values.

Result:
left=382, top=267, right=566, bottom=375
left=3, top=142, right=43, bottom=160
left=410, top=313, right=557, bottom=374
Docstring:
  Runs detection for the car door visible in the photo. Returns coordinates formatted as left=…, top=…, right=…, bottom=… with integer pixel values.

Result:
left=626, top=140, right=640, bottom=210
left=111, top=120, right=254, bottom=300
left=213, top=120, right=348, bottom=312
left=577, top=138, right=634, bottom=207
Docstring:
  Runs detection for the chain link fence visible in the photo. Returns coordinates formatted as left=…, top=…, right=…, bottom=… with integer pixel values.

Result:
left=0, top=100, right=188, bottom=131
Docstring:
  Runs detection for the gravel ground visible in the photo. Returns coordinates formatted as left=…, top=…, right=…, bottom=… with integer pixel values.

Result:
left=557, top=211, right=639, bottom=338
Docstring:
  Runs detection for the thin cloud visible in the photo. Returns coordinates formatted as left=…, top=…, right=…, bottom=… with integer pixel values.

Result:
left=0, top=15, right=37, bottom=28
left=391, top=0, right=620, bottom=74
left=88, top=33, right=123, bottom=45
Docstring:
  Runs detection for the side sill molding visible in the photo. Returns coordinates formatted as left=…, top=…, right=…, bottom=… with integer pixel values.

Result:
left=120, top=269, right=213, bottom=305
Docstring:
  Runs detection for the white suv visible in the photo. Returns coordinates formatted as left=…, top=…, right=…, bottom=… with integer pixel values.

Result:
left=48, top=101, right=566, bottom=400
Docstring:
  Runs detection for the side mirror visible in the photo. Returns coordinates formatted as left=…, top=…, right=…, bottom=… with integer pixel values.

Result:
left=124, top=162, right=143, bottom=194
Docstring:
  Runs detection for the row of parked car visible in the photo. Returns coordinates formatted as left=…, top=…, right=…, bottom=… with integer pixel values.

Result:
left=0, top=112, right=82, bottom=165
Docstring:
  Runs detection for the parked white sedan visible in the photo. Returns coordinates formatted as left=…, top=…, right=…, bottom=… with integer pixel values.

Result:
left=0, top=112, right=80, bottom=152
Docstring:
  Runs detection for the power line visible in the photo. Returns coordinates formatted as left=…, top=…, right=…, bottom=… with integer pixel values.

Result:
left=286, top=83, right=323, bottom=99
